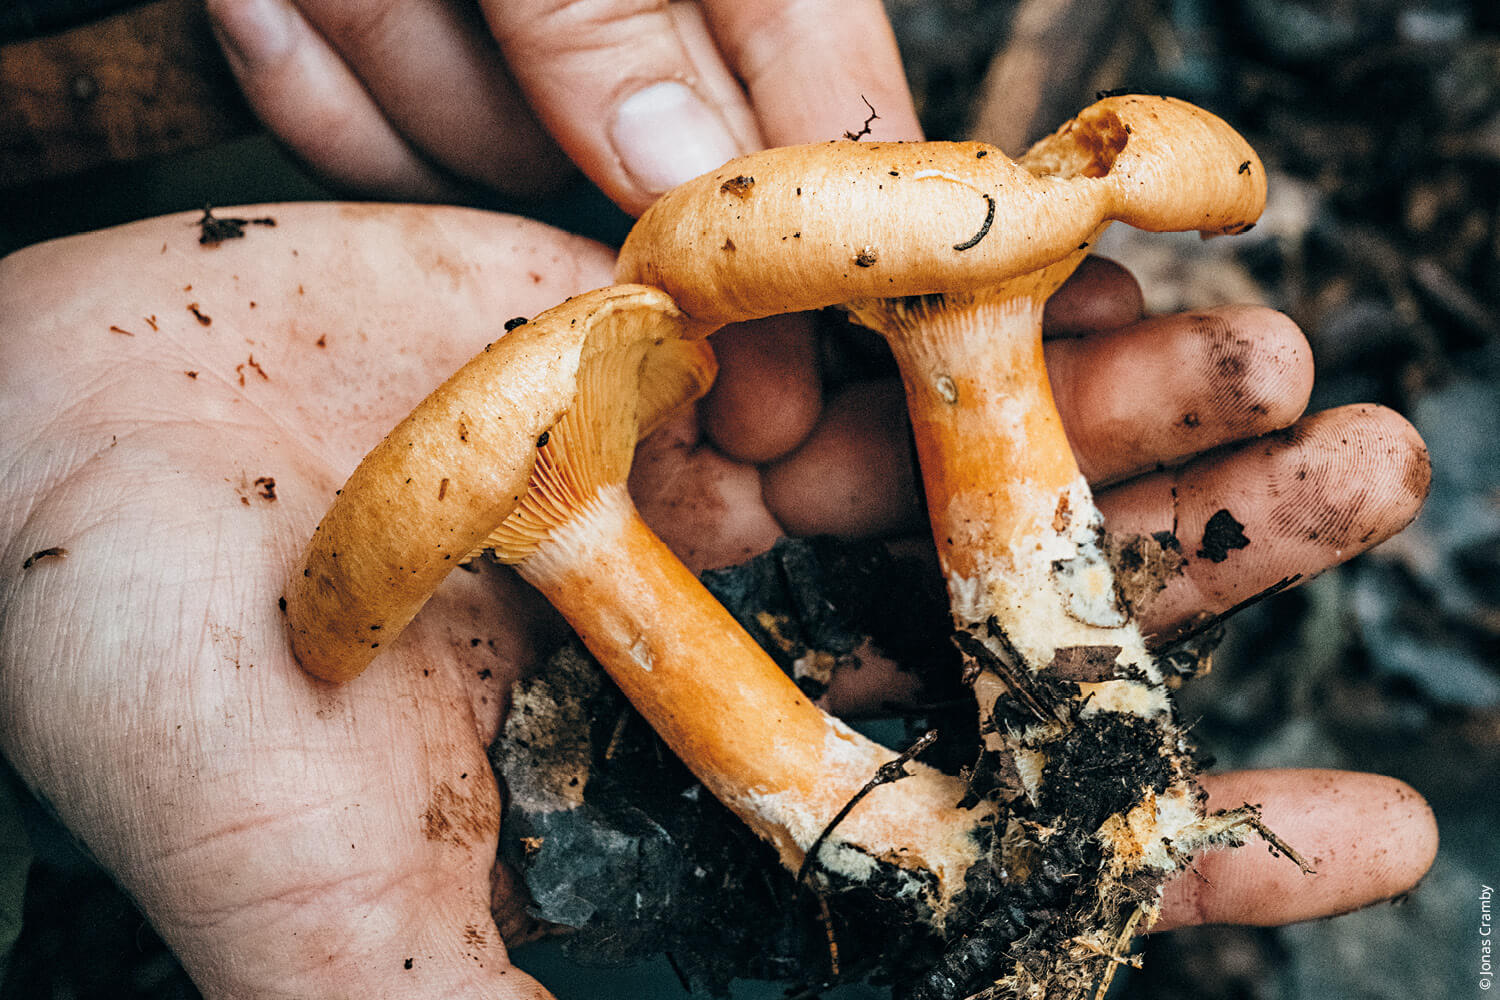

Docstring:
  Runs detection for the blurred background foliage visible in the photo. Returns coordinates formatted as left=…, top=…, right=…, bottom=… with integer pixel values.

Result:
left=2, top=0, right=1496, bottom=997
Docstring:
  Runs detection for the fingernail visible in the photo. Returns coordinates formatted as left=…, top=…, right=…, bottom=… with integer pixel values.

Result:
left=610, top=82, right=744, bottom=196
left=208, top=0, right=295, bottom=71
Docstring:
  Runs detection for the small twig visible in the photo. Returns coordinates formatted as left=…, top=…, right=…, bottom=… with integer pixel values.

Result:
left=604, top=708, right=632, bottom=761
left=1087, top=904, right=1148, bottom=1000
left=1149, top=574, right=1302, bottom=654
left=796, top=729, right=939, bottom=887
left=842, top=96, right=879, bottom=140
left=952, top=624, right=1058, bottom=722
left=817, top=894, right=841, bottom=979
left=1250, top=816, right=1317, bottom=875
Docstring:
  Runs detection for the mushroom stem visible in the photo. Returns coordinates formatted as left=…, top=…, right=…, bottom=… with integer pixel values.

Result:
left=847, top=270, right=1289, bottom=1000
left=511, top=478, right=991, bottom=918
left=849, top=263, right=1164, bottom=724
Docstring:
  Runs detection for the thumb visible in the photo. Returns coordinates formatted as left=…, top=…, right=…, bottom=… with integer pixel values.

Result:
left=482, top=0, right=758, bottom=215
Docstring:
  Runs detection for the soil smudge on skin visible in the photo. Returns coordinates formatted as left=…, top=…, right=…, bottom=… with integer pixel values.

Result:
left=235, top=355, right=268, bottom=385
left=1197, top=509, right=1250, bottom=563
left=22, top=547, right=68, bottom=570
left=421, top=781, right=498, bottom=850
left=1107, top=530, right=1187, bottom=618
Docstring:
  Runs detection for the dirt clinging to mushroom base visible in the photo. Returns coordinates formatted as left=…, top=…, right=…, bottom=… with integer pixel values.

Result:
left=492, top=534, right=1243, bottom=998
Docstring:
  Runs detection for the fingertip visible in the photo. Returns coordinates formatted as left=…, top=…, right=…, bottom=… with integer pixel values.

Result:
left=700, top=315, right=822, bottom=463
left=1050, top=303, right=1313, bottom=485
left=702, top=0, right=922, bottom=145
left=1206, top=304, right=1315, bottom=429
left=1244, top=403, right=1431, bottom=562
left=1156, top=769, right=1439, bottom=932
left=761, top=379, right=922, bottom=538
left=1103, top=402, right=1434, bottom=632
left=208, top=0, right=459, bottom=199
left=1351, top=403, right=1433, bottom=528
left=1276, top=771, right=1440, bottom=917
left=607, top=81, right=747, bottom=213
left=1394, top=776, right=1441, bottom=888
left=483, top=1, right=758, bottom=215
left=207, top=0, right=295, bottom=72
left=1043, top=256, right=1145, bottom=338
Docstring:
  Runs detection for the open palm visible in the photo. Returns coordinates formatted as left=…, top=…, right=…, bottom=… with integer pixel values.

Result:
left=0, top=204, right=1436, bottom=999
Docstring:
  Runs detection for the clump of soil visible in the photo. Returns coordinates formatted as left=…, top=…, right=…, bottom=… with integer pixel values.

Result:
left=492, top=535, right=1230, bottom=998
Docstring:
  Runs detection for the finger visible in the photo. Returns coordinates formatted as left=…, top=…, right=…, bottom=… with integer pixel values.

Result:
left=629, top=412, right=786, bottom=573
left=1048, top=304, right=1314, bottom=485
left=669, top=1, right=765, bottom=151
left=1042, top=255, right=1145, bottom=339
left=700, top=313, right=822, bottom=463
left=803, top=404, right=1428, bottom=716
left=760, top=305, right=1315, bottom=538
left=1097, top=404, right=1431, bottom=640
left=281, top=0, right=572, bottom=197
left=206, top=0, right=459, bottom=199
left=1155, top=769, right=1438, bottom=931
left=761, top=379, right=923, bottom=538
left=483, top=0, right=758, bottom=215
left=701, top=0, right=922, bottom=145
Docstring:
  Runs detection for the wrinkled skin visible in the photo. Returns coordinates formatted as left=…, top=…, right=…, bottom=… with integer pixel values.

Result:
left=0, top=205, right=1437, bottom=999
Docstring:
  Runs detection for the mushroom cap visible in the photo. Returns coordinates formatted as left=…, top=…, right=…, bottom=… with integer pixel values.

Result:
left=285, top=284, right=704, bottom=683
left=615, top=95, right=1266, bottom=329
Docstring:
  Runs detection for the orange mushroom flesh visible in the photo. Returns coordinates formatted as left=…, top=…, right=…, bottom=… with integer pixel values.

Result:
left=616, top=95, right=1285, bottom=940
left=479, top=319, right=991, bottom=921
left=288, top=284, right=992, bottom=921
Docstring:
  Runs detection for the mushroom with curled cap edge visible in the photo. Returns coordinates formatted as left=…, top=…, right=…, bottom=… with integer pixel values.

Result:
left=286, top=283, right=995, bottom=924
left=617, top=95, right=1308, bottom=997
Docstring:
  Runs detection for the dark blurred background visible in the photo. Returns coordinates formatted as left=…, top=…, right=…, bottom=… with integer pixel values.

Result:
left=2, top=1, right=1496, bottom=997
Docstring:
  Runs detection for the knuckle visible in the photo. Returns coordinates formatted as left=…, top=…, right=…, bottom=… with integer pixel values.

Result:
left=307, top=0, right=409, bottom=55
left=490, top=0, right=666, bottom=51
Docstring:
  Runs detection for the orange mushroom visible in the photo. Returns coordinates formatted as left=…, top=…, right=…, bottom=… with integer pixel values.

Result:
left=287, top=96, right=1300, bottom=996
left=287, top=284, right=992, bottom=920
left=615, top=93, right=1262, bottom=758
left=616, top=95, right=1296, bottom=987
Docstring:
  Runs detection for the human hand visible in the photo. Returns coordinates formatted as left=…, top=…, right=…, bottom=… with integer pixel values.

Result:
left=0, top=205, right=1434, bottom=998
left=204, top=0, right=920, bottom=213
